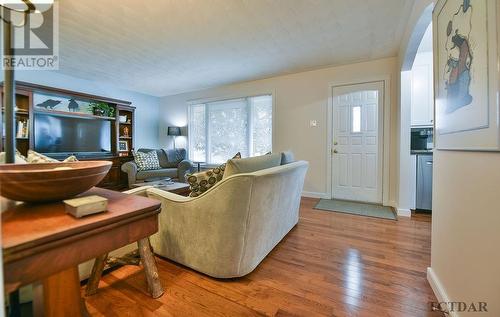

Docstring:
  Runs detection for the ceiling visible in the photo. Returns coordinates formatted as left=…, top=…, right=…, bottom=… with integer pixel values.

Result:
left=58, top=0, right=414, bottom=97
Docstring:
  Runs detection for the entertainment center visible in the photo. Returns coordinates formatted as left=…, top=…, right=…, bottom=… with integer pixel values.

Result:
left=0, top=81, right=136, bottom=190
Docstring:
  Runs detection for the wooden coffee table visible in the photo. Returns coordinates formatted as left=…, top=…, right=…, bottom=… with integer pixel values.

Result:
left=132, top=179, right=190, bottom=196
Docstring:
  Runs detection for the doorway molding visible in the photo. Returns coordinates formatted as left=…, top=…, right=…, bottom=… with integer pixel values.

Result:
left=326, top=76, right=391, bottom=206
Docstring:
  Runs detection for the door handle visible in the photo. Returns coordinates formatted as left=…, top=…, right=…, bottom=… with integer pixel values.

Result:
left=426, top=161, right=433, bottom=165
left=332, top=149, right=338, bottom=154
left=334, top=141, right=338, bottom=145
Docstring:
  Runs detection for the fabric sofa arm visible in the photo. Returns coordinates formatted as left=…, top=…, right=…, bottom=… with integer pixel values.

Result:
left=177, top=159, right=194, bottom=181
left=147, top=187, right=193, bottom=203
left=121, top=161, right=138, bottom=188
left=124, top=185, right=153, bottom=197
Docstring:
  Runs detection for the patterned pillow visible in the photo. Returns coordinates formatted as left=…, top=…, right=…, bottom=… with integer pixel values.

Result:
left=27, top=150, right=79, bottom=163
left=134, top=150, right=161, bottom=171
left=0, top=150, right=27, bottom=164
left=186, top=152, right=241, bottom=197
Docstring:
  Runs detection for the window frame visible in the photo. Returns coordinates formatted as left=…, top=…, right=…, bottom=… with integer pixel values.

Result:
left=187, top=92, right=275, bottom=166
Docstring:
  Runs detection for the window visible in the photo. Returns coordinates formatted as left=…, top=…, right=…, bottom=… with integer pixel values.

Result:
left=189, top=95, right=272, bottom=164
left=352, top=106, right=361, bottom=133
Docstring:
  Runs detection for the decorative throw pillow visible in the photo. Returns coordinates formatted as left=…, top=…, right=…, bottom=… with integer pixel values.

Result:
left=0, top=150, right=27, bottom=164
left=27, top=150, right=58, bottom=163
left=186, top=152, right=241, bottom=197
left=26, top=150, right=79, bottom=163
left=134, top=150, right=161, bottom=171
left=223, top=152, right=281, bottom=179
left=280, top=151, right=294, bottom=165
left=63, top=155, right=79, bottom=162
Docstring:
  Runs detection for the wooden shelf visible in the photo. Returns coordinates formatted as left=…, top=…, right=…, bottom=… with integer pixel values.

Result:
left=33, top=108, right=116, bottom=120
left=119, top=122, right=131, bottom=125
left=119, top=136, right=132, bottom=139
left=1, top=109, right=29, bottom=115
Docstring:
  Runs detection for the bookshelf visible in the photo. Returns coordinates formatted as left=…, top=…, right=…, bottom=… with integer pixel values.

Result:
left=0, top=81, right=136, bottom=189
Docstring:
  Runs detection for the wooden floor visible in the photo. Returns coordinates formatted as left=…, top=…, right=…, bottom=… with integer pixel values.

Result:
left=82, top=198, right=442, bottom=317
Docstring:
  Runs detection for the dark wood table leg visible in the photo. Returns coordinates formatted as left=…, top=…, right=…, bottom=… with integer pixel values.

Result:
left=39, top=266, right=83, bottom=317
left=137, top=237, right=164, bottom=298
left=85, top=253, right=108, bottom=296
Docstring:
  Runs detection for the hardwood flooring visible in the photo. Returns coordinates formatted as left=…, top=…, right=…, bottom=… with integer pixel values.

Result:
left=82, top=197, right=442, bottom=317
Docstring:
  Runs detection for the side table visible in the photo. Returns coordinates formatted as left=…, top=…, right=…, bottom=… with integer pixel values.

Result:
left=2, top=187, right=163, bottom=316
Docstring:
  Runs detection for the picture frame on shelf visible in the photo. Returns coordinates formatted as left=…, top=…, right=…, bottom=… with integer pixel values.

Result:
left=118, top=140, right=128, bottom=152
left=433, top=0, right=499, bottom=151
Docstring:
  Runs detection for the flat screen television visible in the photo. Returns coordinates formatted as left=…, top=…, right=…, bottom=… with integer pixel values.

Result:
left=34, top=113, right=112, bottom=155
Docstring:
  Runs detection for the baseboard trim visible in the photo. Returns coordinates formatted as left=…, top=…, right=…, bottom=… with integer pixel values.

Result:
left=397, top=208, right=411, bottom=217
left=427, top=267, right=455, bottom=317
left=302, top=191, right=330, bottom=199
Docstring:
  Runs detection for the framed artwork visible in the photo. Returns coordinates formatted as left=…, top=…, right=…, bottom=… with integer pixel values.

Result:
left=433, top=0, right=500, bottom=150
left=118, top=140, right=128, bottom=152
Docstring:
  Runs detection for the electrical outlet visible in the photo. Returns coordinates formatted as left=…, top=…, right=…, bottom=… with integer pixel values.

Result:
left=310, top=120, right=318, bottom=127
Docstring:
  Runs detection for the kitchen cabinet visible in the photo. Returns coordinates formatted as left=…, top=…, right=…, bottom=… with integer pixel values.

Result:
left=411, top=51, right=434, bottom=126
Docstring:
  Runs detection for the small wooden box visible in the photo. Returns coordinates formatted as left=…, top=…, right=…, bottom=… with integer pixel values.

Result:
left=64, top=195, right=108, bottom=218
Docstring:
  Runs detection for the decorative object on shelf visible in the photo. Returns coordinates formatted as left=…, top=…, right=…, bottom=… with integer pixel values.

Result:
left=34, top=92, right=93, bottom=115
left=434, top=0, right=500, bottom=150
left=119, top=115, right=128, bottom=123
left=168, top=126, right=181, bottom=149
left=35, top=99, right=61, bottom=109
left=119, top=140, right=129, bottom=152
left=0, top=161, right=112, bottom=202
left=67, top=98, right=79, bottom=112
left=90, top=101, right=115, bottom=117
left=16, top=119, right=29, bottom=138
left=123, top=126, right=130, bottom=137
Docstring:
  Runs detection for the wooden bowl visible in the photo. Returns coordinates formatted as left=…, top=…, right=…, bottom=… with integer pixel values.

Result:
left=0, top=161, right=112, bottom=202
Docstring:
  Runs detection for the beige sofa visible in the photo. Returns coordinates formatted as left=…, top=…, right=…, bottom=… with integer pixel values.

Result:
left=142, top=160, right=309, bottom=278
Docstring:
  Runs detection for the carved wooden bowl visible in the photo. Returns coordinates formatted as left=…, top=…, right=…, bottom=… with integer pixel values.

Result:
left=0, top=161, right=112, bottom=202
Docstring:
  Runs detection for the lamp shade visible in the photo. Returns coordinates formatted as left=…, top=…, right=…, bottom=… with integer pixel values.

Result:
left=167, top=126, right=181, bottom=136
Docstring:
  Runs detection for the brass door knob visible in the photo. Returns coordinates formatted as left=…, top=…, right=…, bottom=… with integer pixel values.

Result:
left=333, top=149, right=338, bottom=154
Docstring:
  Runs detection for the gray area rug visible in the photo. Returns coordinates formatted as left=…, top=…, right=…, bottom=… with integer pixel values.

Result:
left=314, top=199, right=397, bottom=220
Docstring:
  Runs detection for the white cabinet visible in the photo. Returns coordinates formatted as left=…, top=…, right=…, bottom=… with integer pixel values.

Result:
left=411, top=52, right=434, bottom=126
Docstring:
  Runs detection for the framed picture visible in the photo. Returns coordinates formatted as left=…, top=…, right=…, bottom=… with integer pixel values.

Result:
left=118, top=140, right=128, bottom=152
left=433, top=0, right=499, bottom=150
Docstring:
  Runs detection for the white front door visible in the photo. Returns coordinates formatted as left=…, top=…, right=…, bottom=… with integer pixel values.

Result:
left=332, top=82, right=384, bottom=203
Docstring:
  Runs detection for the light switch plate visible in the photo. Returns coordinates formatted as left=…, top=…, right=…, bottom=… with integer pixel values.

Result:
left=310, top=120, right=318, bottom=127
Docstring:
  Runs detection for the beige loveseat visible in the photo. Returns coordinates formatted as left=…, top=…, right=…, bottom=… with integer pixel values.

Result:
left=144, top=160, right=308, bottom=278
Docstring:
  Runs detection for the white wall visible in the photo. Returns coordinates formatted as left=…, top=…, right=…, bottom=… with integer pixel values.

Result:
left=397, top=70, right=413, bottom=216
left=2, top=71, right=161, bottom=149
left=429, top=151, right=500, bottom=316
left=160, top=57, right=399, bottom=202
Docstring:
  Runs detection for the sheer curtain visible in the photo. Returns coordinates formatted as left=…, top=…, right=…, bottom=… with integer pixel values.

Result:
left=189, top=95, right=272, bottom=164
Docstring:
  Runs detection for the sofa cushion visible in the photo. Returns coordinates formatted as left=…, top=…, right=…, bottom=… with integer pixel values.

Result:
left=280, top=151, right=295, bottom=165
left=223, top=153, right=281, bottom=178
left=164, top=149, right=187, bottom=168
left=136, top=168, right=178, bottom=180
left=134, top=150, right=161, bottom=171
left=138, top=148, right=187, bottom=168
left=186, top=152, right=241, bottom=197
